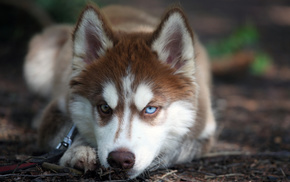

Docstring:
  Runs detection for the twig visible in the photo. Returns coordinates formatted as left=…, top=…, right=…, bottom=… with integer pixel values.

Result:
left=13, top=156, right=33, bottom=173
left=154, top=170, right=178, bottom=182
left=0, top=173, right=73, bottom=178
left=205, top=173, right=244, bottom=179
left=202, top=151, right=250, bottom=158
left=42, top=162, right=83, bottom=175
left=255, top=151, right=290, bottom=158
left=280, top=168, right=286, bottom=177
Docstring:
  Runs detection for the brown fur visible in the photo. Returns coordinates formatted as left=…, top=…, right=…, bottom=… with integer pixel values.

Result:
left=37, top=99, right=71, bottom=150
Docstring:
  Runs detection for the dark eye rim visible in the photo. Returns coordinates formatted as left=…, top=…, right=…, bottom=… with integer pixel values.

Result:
left=98, top=104, right=112, bottom=115
left=143, top=106, right=160, bottom=116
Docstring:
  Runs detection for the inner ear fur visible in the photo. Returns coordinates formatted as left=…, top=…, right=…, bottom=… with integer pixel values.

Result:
left=151, top=6, right=194, bottom=45
left=73, top=4, right=115, bottom=45
left=150, top=6, right=195, bottom=74
left=71, top=4, right=117, bottom=75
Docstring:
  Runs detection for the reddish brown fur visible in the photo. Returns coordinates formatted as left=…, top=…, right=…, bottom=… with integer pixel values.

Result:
left=38, top=100, right=71, bottom=150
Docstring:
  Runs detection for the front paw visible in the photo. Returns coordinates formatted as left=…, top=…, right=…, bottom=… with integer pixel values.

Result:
left=59, top=145, right=97, bottom=172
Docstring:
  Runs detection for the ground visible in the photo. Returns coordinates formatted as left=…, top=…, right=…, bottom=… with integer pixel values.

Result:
left=0, top=0, right=289, bottom=181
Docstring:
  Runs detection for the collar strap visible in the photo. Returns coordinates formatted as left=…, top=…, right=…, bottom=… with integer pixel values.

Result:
left=56, top=125, right=77, bottom=149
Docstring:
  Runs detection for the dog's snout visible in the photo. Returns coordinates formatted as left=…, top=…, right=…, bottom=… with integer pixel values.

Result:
left=107, top=150, right=135, bottom=169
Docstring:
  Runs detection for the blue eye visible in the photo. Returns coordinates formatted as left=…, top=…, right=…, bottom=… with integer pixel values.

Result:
left=145, top=106, right=157, bottom=114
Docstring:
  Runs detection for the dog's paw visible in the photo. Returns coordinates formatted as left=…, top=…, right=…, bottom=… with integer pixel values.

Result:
left=59, top=145, right=97, bottom=172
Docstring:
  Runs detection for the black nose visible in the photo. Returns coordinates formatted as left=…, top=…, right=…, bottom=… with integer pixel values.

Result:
left=107, top=150, right=135, bottom=169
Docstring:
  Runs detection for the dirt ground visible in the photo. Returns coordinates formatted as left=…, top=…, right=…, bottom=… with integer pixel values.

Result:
left=0, top=0, right=289, bottom=181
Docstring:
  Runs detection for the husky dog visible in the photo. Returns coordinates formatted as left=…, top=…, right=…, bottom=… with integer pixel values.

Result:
left=24, top=4, right=216, bottom=179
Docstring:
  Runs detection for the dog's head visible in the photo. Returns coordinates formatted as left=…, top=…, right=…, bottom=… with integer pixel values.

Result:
left=69, top=5, right=198, bottom=178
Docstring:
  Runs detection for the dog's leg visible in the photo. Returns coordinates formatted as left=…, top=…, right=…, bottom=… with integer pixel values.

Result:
left=37, top=98, right=72, bottom=150
left=59, top=135, right=98, bottom=172
left=37, top=98, right=98, bottom=171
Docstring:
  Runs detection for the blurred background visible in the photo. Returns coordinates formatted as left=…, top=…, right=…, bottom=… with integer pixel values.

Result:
left=0, top=0, right=289, bottom=180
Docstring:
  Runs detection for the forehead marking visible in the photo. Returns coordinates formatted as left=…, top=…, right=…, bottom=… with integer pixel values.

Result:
left=102, top=82, right=118, bottom=109
left=122, top=72, right=134, bottom=97
left=114, top=73, right=134, bottom=141
left=134, top=83, right=154, bottom=111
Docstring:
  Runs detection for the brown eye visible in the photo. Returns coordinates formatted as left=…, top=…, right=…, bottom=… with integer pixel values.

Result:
left=99, top=104, right=112, bottom=115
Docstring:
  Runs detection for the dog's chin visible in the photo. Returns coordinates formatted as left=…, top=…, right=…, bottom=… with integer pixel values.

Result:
left=127, top=169, right=145, bottom=179
left=101, top=158, right=152, bottom=179
left=128, top=157, right=158, bottom=179
left=97, top=157, right=146, bottom=179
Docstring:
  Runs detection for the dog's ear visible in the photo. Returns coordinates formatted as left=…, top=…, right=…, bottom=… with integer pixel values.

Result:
left=72, top=5, right=114, bottom=74
left=151, top=7, right=195, bottom=75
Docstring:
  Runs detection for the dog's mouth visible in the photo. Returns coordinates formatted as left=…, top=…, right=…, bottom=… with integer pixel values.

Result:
left=93, top=157, right=160, bottom=180
left=83, top=155, right=140, bottom=180
left=99, top=164, right=142, bottom=180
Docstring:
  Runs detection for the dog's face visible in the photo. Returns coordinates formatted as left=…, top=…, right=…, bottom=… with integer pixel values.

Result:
left=69, top=6, right=198, bottom=178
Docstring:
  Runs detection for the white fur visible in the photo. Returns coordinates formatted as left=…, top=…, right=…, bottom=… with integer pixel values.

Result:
left=122, top=72, right=134, bottom=98
left=57, top=96, right=67, bottom=114
left=165, top=101, right=196, bottom=137
left=102, top=82, right=118, bottom=109
left=157, top=101, right=196, bottom=163
left=95, top=114, right=119, bottom=167
left=24, top=49, right=54, bottom=98
left=59, top=136, right=97, bottom=172
left=123, top=114, right=166, bottom=178
left=199, top=112, right=216, bottom=139
left=69, top=95, right=98, bottom=145
left=134, top=83, right=154, bottom=111
left=121, top=100, right=195, bottom=178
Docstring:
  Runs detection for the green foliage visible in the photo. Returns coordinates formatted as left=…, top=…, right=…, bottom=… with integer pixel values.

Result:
left=207, top=23, right=272, bottom=75
left=35, top=0, right=105, bottom=23
left=250, top=53, right=272, bottom=75
left=207, top=23, right=259, bottom=58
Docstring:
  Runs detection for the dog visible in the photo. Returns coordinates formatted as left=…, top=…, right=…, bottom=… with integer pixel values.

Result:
left=24, top=4, right=216, bottom=179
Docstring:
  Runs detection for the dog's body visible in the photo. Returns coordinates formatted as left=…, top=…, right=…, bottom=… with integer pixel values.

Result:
left=24, top=5, right=216, bottom=179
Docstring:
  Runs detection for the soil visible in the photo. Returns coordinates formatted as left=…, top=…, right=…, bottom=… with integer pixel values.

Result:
left=0, top=0, right=289, bottom=181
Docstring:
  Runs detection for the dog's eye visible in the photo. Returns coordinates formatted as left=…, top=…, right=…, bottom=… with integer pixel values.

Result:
left=99, top=104, right=112, bottom=115
left=145, top=106, right=158, bottom=114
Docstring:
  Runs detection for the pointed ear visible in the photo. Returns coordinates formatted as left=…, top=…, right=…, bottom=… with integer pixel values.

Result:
left=72, top=5, right=113, bottom=74
left=151, top=8, right=195, bottom=75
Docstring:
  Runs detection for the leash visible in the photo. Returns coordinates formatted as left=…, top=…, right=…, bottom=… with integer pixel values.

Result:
left=0, top=124, right=77, bottom=174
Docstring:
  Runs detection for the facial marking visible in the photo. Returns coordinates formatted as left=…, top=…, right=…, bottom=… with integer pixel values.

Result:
left=102, top=82, right=118, bottom=109
left=122, top=73, right=134, bottom=98
left=134, top=84, right=154, bottom=111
